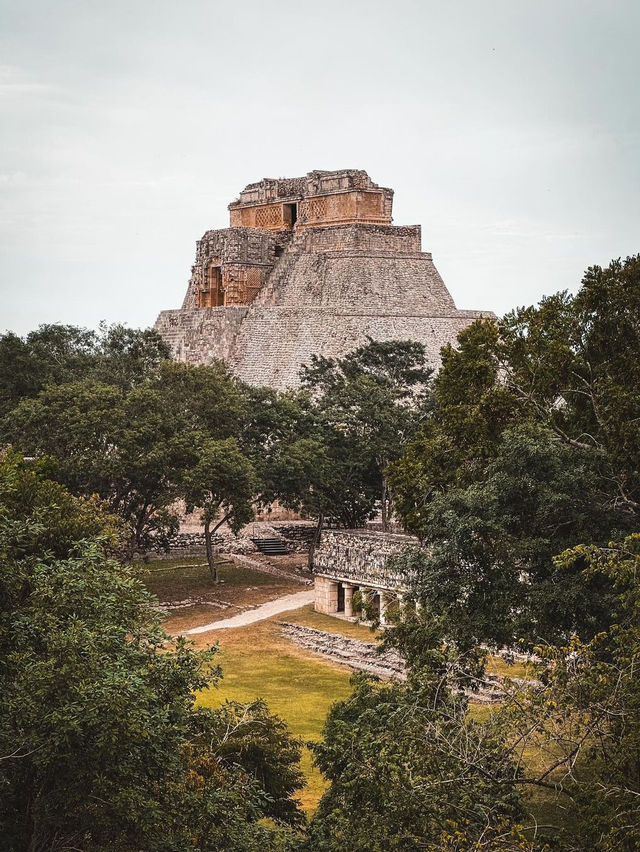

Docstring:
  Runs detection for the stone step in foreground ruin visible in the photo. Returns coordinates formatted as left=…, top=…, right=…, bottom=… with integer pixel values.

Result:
left=155, top=169, right=495, bottom=390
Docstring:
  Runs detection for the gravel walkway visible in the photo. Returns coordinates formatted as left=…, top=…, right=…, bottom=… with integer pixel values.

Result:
left=183, top=589, right=316, bottom=634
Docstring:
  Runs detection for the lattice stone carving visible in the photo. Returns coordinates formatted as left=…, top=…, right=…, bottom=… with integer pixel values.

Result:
left=255, top=205, right=282, bottom=228
left=305, top=198, right=327, bottom=222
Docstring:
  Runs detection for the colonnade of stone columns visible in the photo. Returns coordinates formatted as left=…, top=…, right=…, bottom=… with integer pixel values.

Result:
left=343, top=583, right=354, bottom=617
left=315, top=577, right=420, bottom=625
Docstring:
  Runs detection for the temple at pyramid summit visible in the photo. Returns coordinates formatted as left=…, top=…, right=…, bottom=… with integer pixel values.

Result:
left=155, top=169, right=494, bottom=389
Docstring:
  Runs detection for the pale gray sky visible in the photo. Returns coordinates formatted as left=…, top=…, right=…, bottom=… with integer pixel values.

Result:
left=1, top=0, right=639, bottom=335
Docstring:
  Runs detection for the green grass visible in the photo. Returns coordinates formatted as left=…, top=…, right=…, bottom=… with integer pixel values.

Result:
left=485, top=654, right=537, bottom=681
left=195, top=612, right=355, bottom=813
left=279, top=604, right=379, bottom=641
left=136, top=557, right=292, bottom=602
left=182, top=600, right=558, bottom=825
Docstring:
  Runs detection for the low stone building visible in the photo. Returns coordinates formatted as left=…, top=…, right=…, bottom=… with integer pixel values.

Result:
left=313, top=529, right=419, bottom=625
left=155, top=169, right=494, bottom=389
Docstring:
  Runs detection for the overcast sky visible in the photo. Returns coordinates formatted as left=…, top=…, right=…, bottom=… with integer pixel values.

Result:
left=1, top=0, right=639, bottom=335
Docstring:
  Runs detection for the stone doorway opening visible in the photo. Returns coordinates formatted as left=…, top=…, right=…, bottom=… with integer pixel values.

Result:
left=337, top=583, right=345, bottom=613
left=198, top=265, right=223, bottom=307
left=283, top=203, right=298, bottom=228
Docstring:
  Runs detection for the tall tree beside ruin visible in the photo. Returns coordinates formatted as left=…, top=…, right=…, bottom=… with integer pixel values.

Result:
left=301, top=339, right=432, bottom=530
left=182, top=438, right=256, bottom=581
left=265, top=434, right=379, bottom=568
left=2, top=380, right=192, bottom=557
left=0, top=323, right=170, bottom=417
left=387, top=255, right=640, bottom=644
left=2, top=359, right=250, bottom=558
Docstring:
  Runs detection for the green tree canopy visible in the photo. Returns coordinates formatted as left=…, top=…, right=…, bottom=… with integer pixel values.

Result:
left=388, top=256, right=640, bottom=646
left=182, top=437, right=256, bottom=580
left=301, top=339, right=432, bottom=529
left=0, top=451, right=304, bottom=851
left=0, top=323, right=170, bottom=417
left=2, top=361, right=251, bottom=558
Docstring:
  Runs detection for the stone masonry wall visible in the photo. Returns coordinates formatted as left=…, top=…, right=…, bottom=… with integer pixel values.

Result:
left=314, top=529, right=420, bottom=591
left=314, top=575, right=340, bottom=614
left=291, top=224, right=422, bottom=255
left=155, top=306, right=249, bottom=365
left=155, top=170, right=496, bottom=389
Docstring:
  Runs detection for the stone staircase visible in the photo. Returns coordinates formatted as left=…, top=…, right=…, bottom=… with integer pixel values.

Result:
left=253, top=249, right=300, bottom=306
left=251, top=537, right=289, bottom=556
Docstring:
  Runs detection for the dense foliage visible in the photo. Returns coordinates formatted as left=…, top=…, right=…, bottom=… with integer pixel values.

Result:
left=307, top=665, right=530, bottom=851
left=300, top=339, right=432, bottom=530
left=388, top=255, right=640, bottom=647
left=2, top=255, right=640, bottom=849
left=304, top=256, right=640, bottom=850
left=0, top=451, right=304, bottom=851
left=1, top=339, right=251, bottom=556
left=0, top=323, right=170, bottom=417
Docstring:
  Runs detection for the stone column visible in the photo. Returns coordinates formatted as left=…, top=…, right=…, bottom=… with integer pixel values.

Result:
left=360, top=588, right=370, bottom=620
left=327, top=580, right=339, bottom=614
left=379, top=591, right=387, bottom=626
left=343, top=583, right=355, bottom=618
left=314, top=577, right=340, bottom=614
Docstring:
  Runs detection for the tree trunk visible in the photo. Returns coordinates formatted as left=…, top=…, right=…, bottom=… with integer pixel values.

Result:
left=204, top=518, right=218, bottom=582
left=308, top=511, right=324, bottom=571
left=381, top=475, right=389, bottom=531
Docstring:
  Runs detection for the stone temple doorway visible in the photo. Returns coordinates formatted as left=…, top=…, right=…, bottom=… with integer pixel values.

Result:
left=198, top=265, right=224, bottom=307
left=337, top=583, right=345, bottom=613
left=283, top=203, right=298, bottom=228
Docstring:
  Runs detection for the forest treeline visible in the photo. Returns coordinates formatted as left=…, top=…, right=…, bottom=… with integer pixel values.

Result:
left=1, top=255, right=639, bottom=849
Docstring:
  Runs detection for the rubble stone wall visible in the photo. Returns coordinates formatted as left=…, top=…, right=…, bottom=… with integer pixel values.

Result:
left=314, top=529, right=420, bottom=591
left=145, top=531, right=216, bottom=560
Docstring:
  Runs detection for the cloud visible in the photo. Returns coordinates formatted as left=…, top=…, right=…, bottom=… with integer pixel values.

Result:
left=0, top=64, right=53, bottom=97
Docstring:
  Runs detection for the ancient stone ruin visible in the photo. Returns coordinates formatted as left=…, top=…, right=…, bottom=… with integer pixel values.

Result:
left=313, top=529, right=419, bottom=625
left=155, top=169, right=494, bottom=389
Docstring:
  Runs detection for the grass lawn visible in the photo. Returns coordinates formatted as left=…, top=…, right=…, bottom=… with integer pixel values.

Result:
left=191, top=605, right=366, bottom=814
left=485, top=654, right=537, bottom=681
left=153, top=573, right=566, bottom=832
left=138, top=557, right=304, bottom=632
left=136, top=556, right=289, bottom=599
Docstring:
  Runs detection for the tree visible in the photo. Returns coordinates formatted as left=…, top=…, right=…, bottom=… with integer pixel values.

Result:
left=92, top=322, right=170, bottom=388
left=389, top=424, right=632, bottom=648
left=183, top=438, right=256, bottom=580
left=307, top=669, right=529, bottom=850
left=266, top=434, right=379, bottom=568
left=0, top=451, right=304, bottom=851
left=0, top=323, right=170, bottom=418
left=2, top=361, right=250, bottom=558
left=210, top=699, right=306, bottom=826
left=499, top=256, right=640, bottom=521
left=464, top=535, right=640, bottom=850
left=2, top=381, right=193, bottom=557
left=301, top=339, right=432, bottom=530
left=388, top=256, right=640, bottom=646
left=152, top=360, right=249, bottom=440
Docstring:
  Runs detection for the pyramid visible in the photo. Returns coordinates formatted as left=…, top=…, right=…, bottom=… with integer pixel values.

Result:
left=155, top=170, right=493, bottom=389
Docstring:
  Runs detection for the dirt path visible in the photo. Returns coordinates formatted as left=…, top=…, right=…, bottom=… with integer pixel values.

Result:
left=183, top=589, right=316, bottom=634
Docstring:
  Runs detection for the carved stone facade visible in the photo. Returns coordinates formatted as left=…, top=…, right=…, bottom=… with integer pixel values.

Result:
left=313, top=529, right=420, bottom=624
left=228, top=169, right=393, bottom=231
left=155, top=169, right=495, bottom=390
